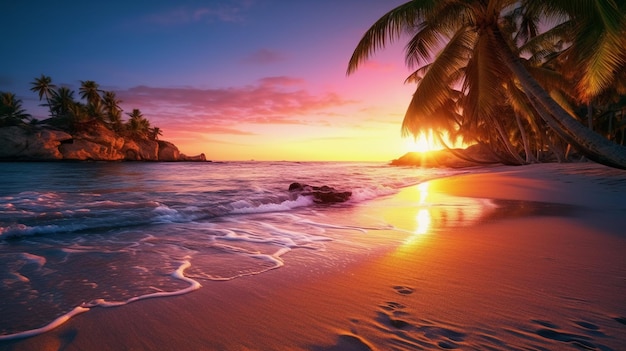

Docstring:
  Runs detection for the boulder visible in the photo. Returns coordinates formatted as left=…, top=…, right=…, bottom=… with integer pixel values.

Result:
left=288, top=182, right=352, bottom=203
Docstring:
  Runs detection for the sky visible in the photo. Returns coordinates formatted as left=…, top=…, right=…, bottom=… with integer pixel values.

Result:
left=0, top=0, right=431, bottom=161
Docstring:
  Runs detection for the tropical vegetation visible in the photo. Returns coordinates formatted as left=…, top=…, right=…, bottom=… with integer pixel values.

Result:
left=348, top=0, right=626, bottom=169
left=1, top=75, right=161, bottom=141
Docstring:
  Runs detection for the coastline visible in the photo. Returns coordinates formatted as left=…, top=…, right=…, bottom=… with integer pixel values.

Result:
left=2, top=162, right=625, bottom=350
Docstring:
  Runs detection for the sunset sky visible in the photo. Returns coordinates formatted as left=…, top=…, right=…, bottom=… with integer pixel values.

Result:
left=0, top=0, right=432, bottom=161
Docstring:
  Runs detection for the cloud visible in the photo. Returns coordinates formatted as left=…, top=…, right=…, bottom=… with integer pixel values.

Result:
left=116, top=76, right=352, bottom=135
left=241, top=49, right=287, bottom=64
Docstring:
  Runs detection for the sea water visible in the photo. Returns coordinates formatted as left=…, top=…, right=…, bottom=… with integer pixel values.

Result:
left=0, top=161, right=461, bottom=339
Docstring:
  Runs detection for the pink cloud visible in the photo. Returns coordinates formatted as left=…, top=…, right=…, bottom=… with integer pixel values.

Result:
left=116, top=76, right=351, bottom=135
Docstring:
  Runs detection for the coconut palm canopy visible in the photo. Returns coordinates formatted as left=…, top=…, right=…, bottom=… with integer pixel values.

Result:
left=348, top=0, right=626, bottom=169
left=1, top=75, right=161, bottom=141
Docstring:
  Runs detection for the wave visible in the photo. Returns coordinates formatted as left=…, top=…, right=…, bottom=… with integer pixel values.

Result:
left=229, top=195, right=315, bottom=214
left=0, top=182, right=407, bottom=240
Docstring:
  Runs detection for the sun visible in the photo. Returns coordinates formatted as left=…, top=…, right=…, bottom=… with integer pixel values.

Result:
left=404, top=130, right=442, bottom=153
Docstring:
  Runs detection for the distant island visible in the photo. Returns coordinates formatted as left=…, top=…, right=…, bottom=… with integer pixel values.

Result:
left=0, top=75, right=206, bottom=161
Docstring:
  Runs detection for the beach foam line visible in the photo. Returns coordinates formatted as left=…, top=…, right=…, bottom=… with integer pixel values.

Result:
left=0, top=260, right=201, bottom=341
left=82, top=259, right=201, bottom=307
left=0, top=306, right=90, bottom=341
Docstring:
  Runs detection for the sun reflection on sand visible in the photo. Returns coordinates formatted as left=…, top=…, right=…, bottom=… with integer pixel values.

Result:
left=398, top=180, right=497, bottom=249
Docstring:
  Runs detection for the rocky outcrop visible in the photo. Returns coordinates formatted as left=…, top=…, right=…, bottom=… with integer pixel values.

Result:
left=158, top=141, right=181, bottom=161
left=59, top=125, right=126, bottom=160
left=121, top=138, right=159, bottom=161
left=0, top=124, right=207, bottom=162
left=0, top=126, right=72, bottom=160
left=288, top=183, right=352, bottom=203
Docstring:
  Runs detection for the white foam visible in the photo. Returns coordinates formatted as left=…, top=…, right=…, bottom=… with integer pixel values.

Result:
left=0, top=260, right=201, bottom=341
left=230, top=196, right=314, bottom=214
left=82, top=259, right=201, bottom=308
left=0, top=306, right=90, bottom=341
left=152, top=204, right=188, bottom=223
left=349, top=185, right=397, bottom=202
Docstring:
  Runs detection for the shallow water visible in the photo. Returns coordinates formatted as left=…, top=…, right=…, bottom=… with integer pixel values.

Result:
left=0, top=161, right=460, bottom=338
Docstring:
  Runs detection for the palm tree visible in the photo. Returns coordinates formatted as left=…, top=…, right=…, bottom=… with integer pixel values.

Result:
left=46, top=86, right=79, bottom=130
left=0, top=92, right=31, bottom=126
left=149, top=126, right=163, bottom=140
left=102, top=91, right=123, bottom=131
left=126, top=108, right=151, bottom=138
left=30, top=75, right=57, bottom=117
left=348, top=0, right=626, bottom=169
left=49, top=87, right=76, bottom=118
left=79, top=80, right=102, bottom=107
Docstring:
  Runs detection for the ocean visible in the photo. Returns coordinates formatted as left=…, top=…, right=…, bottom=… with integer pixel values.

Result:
left=0, top=161, right=461, bottom=339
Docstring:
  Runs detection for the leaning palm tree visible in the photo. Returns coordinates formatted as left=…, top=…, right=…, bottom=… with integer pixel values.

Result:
left=348, top=0, right=626, bottom=169
left=30, top=75, right=57, bottom=117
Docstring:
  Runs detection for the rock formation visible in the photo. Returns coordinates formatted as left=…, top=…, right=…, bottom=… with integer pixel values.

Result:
left=0, top=124, right=207, bottom=162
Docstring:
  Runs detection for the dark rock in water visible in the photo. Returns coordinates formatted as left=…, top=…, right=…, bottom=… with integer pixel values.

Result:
left=288, top=182, right=352, bottom=203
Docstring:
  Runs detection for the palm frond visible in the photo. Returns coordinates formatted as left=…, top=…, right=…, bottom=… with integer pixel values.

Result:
left=402, top=28, right=476, bottom=137
left=347, top=0, right=438, bottom=75
left=461, top=32, right=508, bottom=129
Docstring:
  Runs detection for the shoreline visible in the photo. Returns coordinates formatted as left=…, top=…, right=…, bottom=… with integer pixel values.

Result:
left=2, top=163, right=625, bottom=350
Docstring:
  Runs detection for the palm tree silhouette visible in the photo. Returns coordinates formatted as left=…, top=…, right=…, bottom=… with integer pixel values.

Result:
left=102, top=91, right=124, bottom=131
left=348, top=0, right=626, bottom=169
left=0, top=92, right=31, bottom=126
left=79, top=80, right=102, bottom=107
left=30, top=75, right=57, bottom=117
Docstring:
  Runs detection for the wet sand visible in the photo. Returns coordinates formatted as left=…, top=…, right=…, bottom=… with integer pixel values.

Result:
left=2, top=163, right=625, bottom=350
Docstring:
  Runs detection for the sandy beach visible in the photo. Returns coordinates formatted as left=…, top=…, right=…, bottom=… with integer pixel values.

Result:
left=2, top=162, right=625, bottom=351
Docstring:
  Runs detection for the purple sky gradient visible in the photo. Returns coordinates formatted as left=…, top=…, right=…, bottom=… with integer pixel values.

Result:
left=1, top=0, right=425, bottom=161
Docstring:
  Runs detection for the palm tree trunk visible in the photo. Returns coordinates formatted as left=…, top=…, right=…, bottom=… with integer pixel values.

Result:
left=587, top=103, right=593, bottom=130
left=514, top=111, right=534, bottom=163
left=491, top=115, right=525, bottom=165
left=488, top=26, right=626, bottom=169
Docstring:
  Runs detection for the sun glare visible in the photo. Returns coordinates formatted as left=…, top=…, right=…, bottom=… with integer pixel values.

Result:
left=404, top=130, right=441, bottom=153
